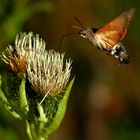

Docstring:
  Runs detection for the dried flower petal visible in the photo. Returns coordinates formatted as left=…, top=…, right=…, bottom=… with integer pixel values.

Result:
left=1, top=32, right=46, bottom=74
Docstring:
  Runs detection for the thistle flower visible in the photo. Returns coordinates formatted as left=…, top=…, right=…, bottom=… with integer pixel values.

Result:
left=1, top=32, right=46, bottom=74
left=2, top=32, right=72, bottom=103
left=27, top=50, right=72, bottom=104
left=0, top=32, right=74, bottom=140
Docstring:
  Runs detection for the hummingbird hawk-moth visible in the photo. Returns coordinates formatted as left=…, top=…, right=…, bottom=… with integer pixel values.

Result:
left=73, top=8, right=135, bottom=64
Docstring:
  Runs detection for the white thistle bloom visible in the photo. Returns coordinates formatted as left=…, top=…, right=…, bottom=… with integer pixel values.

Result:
left=27, top=50, right=72, bottom=104
left=1, top=32, right=72, bottom=104
left=1, top=32, right=46, bottom=73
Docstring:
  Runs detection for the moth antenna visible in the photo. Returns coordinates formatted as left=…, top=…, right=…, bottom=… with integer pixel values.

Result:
left=74, top=16, right=86, bottom=29
left=72, top=25, right=83, bottom=30
left=58, top=17, right=85, bottom=50
left=58, top=32, right=79, bottom=51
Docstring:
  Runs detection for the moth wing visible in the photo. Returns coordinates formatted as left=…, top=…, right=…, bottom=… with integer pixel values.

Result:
left=95, top=8, right=135, bottom=48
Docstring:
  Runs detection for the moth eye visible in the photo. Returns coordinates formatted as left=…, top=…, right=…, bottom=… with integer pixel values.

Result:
left=80, top=32, right=87, bottom=38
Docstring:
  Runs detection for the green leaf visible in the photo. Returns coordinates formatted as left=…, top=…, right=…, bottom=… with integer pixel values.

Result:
left=47, top=78, right=75, bottom=135
left=19, top=75, right=29, bottom=114
left=0, top=74, right=8, bottom=103
left=0, top=1, right=53, bottom=42
left=0, top=73, right=21, bottom=119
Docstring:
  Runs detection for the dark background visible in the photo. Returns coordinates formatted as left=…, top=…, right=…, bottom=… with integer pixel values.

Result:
left=0, top=0, right=140, bottom=140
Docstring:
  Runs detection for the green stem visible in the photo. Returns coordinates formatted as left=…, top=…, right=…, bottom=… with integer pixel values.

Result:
left=27, top=121, right=48, bottom=140
left=37, top=103, right=48, bottom=140
left=26, top=120, right=33, bottom=140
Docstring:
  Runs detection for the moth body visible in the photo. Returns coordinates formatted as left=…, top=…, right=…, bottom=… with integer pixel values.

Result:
left=77, top=8, right=135, bottom=64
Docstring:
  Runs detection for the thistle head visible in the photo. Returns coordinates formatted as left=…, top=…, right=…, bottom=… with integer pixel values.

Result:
left=1, top=32, right=46, bottom=74
left=27, top=50, right=72, bottom=104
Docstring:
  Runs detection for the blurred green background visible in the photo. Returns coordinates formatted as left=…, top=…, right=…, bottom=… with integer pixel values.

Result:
left=0, top=0, right=140, bottom=140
